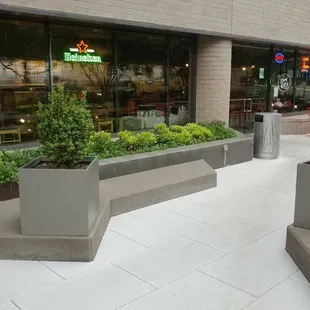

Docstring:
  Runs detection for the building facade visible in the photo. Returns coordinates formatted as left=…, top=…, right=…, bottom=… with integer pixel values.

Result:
left=0, top=0, right=310, bottom=144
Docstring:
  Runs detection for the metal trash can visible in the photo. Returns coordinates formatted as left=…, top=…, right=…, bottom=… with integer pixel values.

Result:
left=253, top=112, right=282, bottom=159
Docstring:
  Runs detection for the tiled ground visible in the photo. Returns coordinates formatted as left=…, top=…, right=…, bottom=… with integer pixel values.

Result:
left=1, top=135, right=310, bottom=310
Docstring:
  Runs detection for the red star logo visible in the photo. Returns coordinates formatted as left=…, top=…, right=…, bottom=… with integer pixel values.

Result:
left=77, top=40, right=88, bottom=53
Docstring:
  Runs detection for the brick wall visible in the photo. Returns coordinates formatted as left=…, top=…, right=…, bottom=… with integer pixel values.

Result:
left=195, top=37, right=232, bottom=124
left=0, top=0, right=232, bottom=35
left=1, top=0, right=310, bottom=47
left=232, top=0, right=310, bottom=47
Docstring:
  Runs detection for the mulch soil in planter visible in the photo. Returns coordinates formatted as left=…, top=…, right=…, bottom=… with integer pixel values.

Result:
left=0, top=183, right=19, bottom=201
left=35, top=162, right=88, bottom=169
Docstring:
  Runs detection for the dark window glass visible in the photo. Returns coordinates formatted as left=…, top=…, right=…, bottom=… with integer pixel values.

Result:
left=271, top=48, right=295, bottom=113
left=50, top=25, right=116, bottom=132
left=169, top=37, right=192, bottom=125
left=230, top=44, right=270, bottom=132
left=116, top=32, right=168, bottom=132
left=0, top=19, right=48, bottom=144
left=295, top=50, right=310, bottom=112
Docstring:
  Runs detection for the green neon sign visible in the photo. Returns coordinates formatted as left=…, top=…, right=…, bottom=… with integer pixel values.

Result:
left=64, top=52, right=102, bottom=63
left=63, top=40, right=102, bottom=63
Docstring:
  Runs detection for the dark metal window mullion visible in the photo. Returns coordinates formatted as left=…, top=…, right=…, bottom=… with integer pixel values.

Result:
left=266, top=45, right=274, bottom=112
left=292, top=48, right=298, bottom=108
left=165, top=36, right=170, bottom=126
left=113, top=31, right=120, bottom=132
left=45, top=22, right=53, bottom=91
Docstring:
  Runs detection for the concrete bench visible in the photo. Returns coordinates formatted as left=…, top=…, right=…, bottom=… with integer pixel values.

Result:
left=101, top=159, right=217, bottom=216
left=0, top=159, right=216, bottom=262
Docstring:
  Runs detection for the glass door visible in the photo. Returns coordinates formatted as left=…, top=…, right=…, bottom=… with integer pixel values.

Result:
left=270, top=48, right=295, bottom=114
left=230, top=45, right=270, bottom=133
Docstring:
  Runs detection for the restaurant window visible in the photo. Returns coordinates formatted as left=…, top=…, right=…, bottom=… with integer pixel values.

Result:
left=230, top=44, right=270, bottom=132
left=50, top=25, right=116, bottom=132
left=116, top=32, right=168, bottom=132
left=295, top=50, right=310, bottom=112
left=270, top=48, right=295, bottom=113
left=169, top=37, right=192, bottom=125
left=0, top=19, right=49, bottom=144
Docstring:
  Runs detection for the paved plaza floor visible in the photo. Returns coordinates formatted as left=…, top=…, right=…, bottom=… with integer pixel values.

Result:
left=1, top=135, right=310, bottom=310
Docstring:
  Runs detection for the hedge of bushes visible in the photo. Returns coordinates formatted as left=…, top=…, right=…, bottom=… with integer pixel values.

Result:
left=0, top=121, right=236, bottom=184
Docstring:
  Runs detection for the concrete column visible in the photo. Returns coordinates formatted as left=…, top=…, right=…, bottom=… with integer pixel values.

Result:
left=195, top=36, right=232, bottom=124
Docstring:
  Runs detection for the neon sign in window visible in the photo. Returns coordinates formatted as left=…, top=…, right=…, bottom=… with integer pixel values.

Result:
left=275, top=52, right=285, bottom=64
left=63, top=40, right=102, bottom=63
left=301, top=56, right=310, bottom=72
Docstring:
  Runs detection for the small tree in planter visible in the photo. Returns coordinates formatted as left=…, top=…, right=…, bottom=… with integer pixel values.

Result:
left=18, top=85, right=100, bottom=236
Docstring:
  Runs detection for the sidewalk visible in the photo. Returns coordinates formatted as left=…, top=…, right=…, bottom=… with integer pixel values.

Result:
left=1, top=135, right=310, bottom=310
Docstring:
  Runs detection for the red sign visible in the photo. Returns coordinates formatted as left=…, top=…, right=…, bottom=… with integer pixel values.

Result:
left=275, top=53, right=285, bottom=64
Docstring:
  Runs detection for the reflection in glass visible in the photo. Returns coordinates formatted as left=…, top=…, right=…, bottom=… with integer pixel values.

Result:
left=270, top=49, right=295, bottom=113
left=295, top=51, right=310, bottom=112
left=116, top=33, right=168, bottom=132
left=230, top=45, right=269, bottom=131
left=0, top=20, right=48, bottom=144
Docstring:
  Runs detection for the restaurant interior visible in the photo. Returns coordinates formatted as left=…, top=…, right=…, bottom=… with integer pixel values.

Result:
left=0, top=19, right=195, bottom=144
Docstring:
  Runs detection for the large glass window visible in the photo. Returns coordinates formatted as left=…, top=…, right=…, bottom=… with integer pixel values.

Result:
left=270, top=48, right=295, bottom=113
left=169, top=37, right=192, bottom=125
left=116, top=32, right=168, bottom=132
left=0, top=17, right=196, bottom=145
left=50, top=25, right=116, bottom=132
left=230, top=44, right=270, bottom=132
left=295, top=50, right=310, bottom=112
left=0, top=19, right=48, bottom=144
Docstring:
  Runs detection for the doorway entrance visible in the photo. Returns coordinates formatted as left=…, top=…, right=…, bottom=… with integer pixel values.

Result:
left=229, top=45, right=270, bottom=133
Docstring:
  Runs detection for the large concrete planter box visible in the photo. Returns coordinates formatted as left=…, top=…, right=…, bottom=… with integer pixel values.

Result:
left=99, top=133, right=252, bottom=180
left=294, top=161, right=310, bottom=230
left=18, top=157, right=100, bottom=236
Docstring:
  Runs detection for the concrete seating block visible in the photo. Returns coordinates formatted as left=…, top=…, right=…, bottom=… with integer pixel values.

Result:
left=286, top=224, right=310, bottom=283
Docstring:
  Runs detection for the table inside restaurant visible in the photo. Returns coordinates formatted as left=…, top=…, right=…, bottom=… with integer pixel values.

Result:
left=119, top=114, right=179, bottom=131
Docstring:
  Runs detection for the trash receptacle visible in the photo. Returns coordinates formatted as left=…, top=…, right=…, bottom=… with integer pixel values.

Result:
left=253, top=112, right=282, bottom=159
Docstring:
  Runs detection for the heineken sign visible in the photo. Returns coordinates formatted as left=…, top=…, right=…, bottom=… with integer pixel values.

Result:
left=64, top=40, right=102, bottom=63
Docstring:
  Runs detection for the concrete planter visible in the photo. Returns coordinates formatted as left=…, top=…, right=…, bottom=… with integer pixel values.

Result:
left=18, top=157, right=100, bottom=236
left=99, top=133, right=253, bottom=180
left=294, top=161, right=310, bottom=230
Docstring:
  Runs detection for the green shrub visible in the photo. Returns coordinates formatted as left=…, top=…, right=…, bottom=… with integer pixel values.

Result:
left=118, top=130, right=138, bottom=150
left=135, top=132, right=157, bottom=148
left=0, top=148, right=41, bottom=184
left=88, top=131, right=112, bottom=154
left=184, top=123, right=213, bottom=142
left=169, top=125, right=184, bottom=133
left=37, top=85, right=94, bottom=168
left=171, top=130, right=193, bottom=146
left=0, top=152, right=18, bottom=184
left=88, top=132, right=126, bottom=158
left=200, top=120, right=236, bottom=140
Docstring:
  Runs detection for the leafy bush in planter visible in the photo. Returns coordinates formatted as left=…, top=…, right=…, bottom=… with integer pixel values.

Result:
left=88, top=132, right=124, bottom=158
left=200, top=120, right=236, bottom=140
left=37, top=85, right=94, bottom=168
left=0, top=120, right=236, bottom=185
left=0, top=148, right=41, bottom=184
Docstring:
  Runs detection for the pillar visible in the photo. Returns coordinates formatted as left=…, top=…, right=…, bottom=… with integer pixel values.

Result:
left=195, top=36, right=232, bottom=125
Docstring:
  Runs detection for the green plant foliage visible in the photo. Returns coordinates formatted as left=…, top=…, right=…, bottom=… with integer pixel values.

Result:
left=0, top=148, right=41, bottom=184
left=37, top=84, right=94, bottom=168
left=88, top=132, right=125, bottom=158
left=135, top=132, right=157, bottom=148
left=169, top=125, right=184, bottom=133
left=88, top=131, right=112, bottom=155
left=0, top=121, right=237, bottom=185
left=184, top=123, right=213, bottom=142
left=0, top=152, right=18, bottom=184
left=118, top=130, right=138, bottom=150
left=199, top=120, right=237, bottom=140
